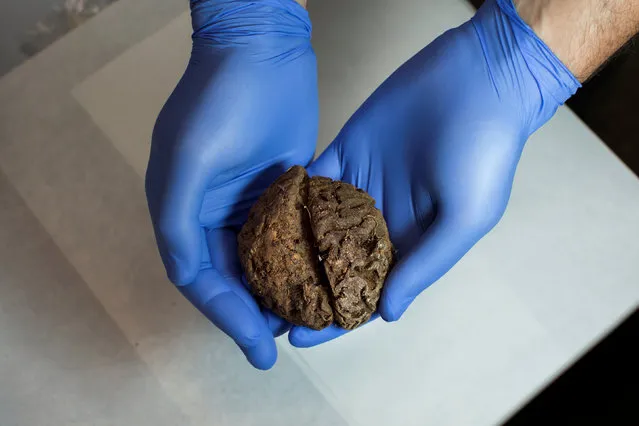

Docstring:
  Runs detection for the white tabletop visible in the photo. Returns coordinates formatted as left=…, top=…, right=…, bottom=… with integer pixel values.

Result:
left=0, top=0, right=637, bottom=425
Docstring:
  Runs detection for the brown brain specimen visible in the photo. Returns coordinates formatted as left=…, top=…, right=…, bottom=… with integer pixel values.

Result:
left=237, top=166, right=393, bottom=330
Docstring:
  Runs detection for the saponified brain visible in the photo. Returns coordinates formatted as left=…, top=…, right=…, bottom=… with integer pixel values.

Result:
left=238, top=166, right=394, bottom=330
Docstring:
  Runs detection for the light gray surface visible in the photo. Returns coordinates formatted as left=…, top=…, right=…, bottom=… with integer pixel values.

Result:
left=0, top=0, right=638, bottom=425
left=0, top=169, right=188, bottom=426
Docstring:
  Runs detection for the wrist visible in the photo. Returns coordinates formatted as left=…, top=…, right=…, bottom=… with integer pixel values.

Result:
left=514, top=0, right=591, bottom=81
left=514, top=0, right=639, bottom=82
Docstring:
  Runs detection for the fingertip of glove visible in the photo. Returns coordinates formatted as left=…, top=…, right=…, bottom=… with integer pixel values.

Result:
left=166, top=261, right=198, bottom=287
left=203, top=292, right=277, bottom=369
left=287, top=327, right=314, bottom=348
left=379, top=296, right=408, bottom=323
left=205, top=292, right=263, bottom=346
left=241, top=336, right=278, bottom=370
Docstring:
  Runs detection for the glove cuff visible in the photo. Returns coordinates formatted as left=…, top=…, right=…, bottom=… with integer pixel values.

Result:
left=472, top=0, right=581, bottom=132
left=190, top=0, right=311, bottom=56
left=495, top=0, right=580, bottom=102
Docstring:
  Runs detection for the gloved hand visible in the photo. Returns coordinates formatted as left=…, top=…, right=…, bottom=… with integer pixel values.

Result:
left=289, top=0, right=580, bottom=347
left=145, top=0, right=317, bottom=369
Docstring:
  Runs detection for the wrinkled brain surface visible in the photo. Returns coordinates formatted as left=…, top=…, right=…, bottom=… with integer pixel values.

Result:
left=238, top=166, right=394, bottom=330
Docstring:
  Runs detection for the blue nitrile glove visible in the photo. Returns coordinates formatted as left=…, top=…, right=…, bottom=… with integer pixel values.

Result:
left=289, top=0, right=580, bottom=347
left=145, top=0, right=317, bottom=369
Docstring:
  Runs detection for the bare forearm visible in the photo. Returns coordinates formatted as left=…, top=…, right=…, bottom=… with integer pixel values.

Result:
left=515, top=0, right=639, bottom=81
left=295, top=0, right=307, bottom=8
